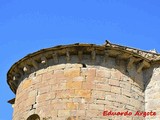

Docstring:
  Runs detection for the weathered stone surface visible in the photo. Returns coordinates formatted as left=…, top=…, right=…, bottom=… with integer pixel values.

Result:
left=89, top=104, right=104, bottom=110
left=58, top=110, right=70, bottom=117
left=64, top=68, right=80, bottom=78
left=75, top=90, right=91, bottom=98
left=66, top=102, right=78, bottom=110
left=12, top=61, right=147, bottom=120
left=9, top=42, right=160, bottom=120
left=95, top=83, right=111, bottom=91
left=92, top=90, right=105, bottom=100
left=111, top=86, right=121, bottom=94
left=66, top=81, right=82, bottom=89
left=96, top=69, right=111, bottom=78
left=109, top=79, right=120, bottom=86
left=22, top=79, right=32, bottom=89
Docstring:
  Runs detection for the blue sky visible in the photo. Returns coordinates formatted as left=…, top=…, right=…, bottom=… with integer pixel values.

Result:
left=1, top=0, right=160, bottom=119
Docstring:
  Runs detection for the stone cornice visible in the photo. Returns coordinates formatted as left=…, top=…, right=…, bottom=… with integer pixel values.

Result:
left=105, top=41, right=160, bottom=61
left=7, top=41, right=160, bottom=94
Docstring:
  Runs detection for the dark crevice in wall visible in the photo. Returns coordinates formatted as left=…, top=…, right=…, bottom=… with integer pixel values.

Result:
left=82, top=63, right=87, bottom=68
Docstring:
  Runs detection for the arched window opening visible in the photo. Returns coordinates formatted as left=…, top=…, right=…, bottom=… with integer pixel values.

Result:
left=27, top=114, right=40, bottom=120
left=67, top=116, right=76, bottom=120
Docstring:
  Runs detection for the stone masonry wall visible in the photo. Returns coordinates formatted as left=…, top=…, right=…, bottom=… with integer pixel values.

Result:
left=145, top=64, right=160, bottom=120
left=13, top=55, right=145, bottom=120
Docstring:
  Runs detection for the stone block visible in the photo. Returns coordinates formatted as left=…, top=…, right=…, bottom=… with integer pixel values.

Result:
left=32, top=74, right=42, bottom=85
left=52, top=102, right=66, bottom=110
left=50, top=110, right=58, bottom=118
left=36, top=69, right=48, bottom=75
left=22, top=79, right=32, bottom=89
left=75, top=90, right=91, bottom=98
left=94, top=77, right=107, bottom=83
left=92, top=90, right=105, bottom=100
left=58, top=110, right=70, bottom=117
left=36, top=101, right=50, bottom=108
left=72, top=76, right=85, bottom=81
left=42, top=71, right=54, bottom=81
left=115, top=95, right=130, bottom=104
left=120, top=81, right=131, bottom=90
left=81, top=68, right=88, bottom=76
left=54, top=70, right=65, bottom=78
left=96, top=70, right=111, bottom=78
left=49, top=64, right=66, bottom=71
left=66, top=102, right=78, bottom=110
left=131, top=85, right=143, bottom=96
left=111, top=86, right=121, bottom=94
left=37, top=93, right=51, bottom=103
left=66, top=81, right=82, bottom=89
left=56, top=90, right=75, bottom=98
left=86, top=76, right=95, bottom=82
left=125, top=105, right=136, bottom=111
left=64, top=68, right=80, bottom=78
left=109, top=79, right=120, bottom=86
left=88, top=68, right=96, bottom=77
left=113, top=102, right=124, bottom=108
left=105, top=93, right=116, bottom=101
left=70, top=110, right=86, bottom=116
left=26, top=97, right=36, bottom=107
left=86, top=110, right=102, bottom=117
left=111, top=70, right=122, bottom=80
left=28, top=90, right=37, bottom=97
left=39, top=85, right=51, bottom=95
left=82, top=81, right=95, bottom=90
left=122, top=88, right=131, bottom=97
left=79, top=103, right=88, bottom=110
left=95, top=83, right=111, bottom=92
left=89, top=104, right=104, bottom=110
left=131, top=99, right=142, bottom=109
left=52, top=83, right=66, bottom=91
left=95, top=100, right=111, bottom=105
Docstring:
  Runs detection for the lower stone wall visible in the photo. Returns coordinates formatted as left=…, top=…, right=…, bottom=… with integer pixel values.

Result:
left=13, top=60, right=145, bottom=120
left=145, top=65, right=160, bottom=120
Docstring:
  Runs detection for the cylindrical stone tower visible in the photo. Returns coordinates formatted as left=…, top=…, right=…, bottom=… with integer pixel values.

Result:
left=7, top=41, right=160, bottom=120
